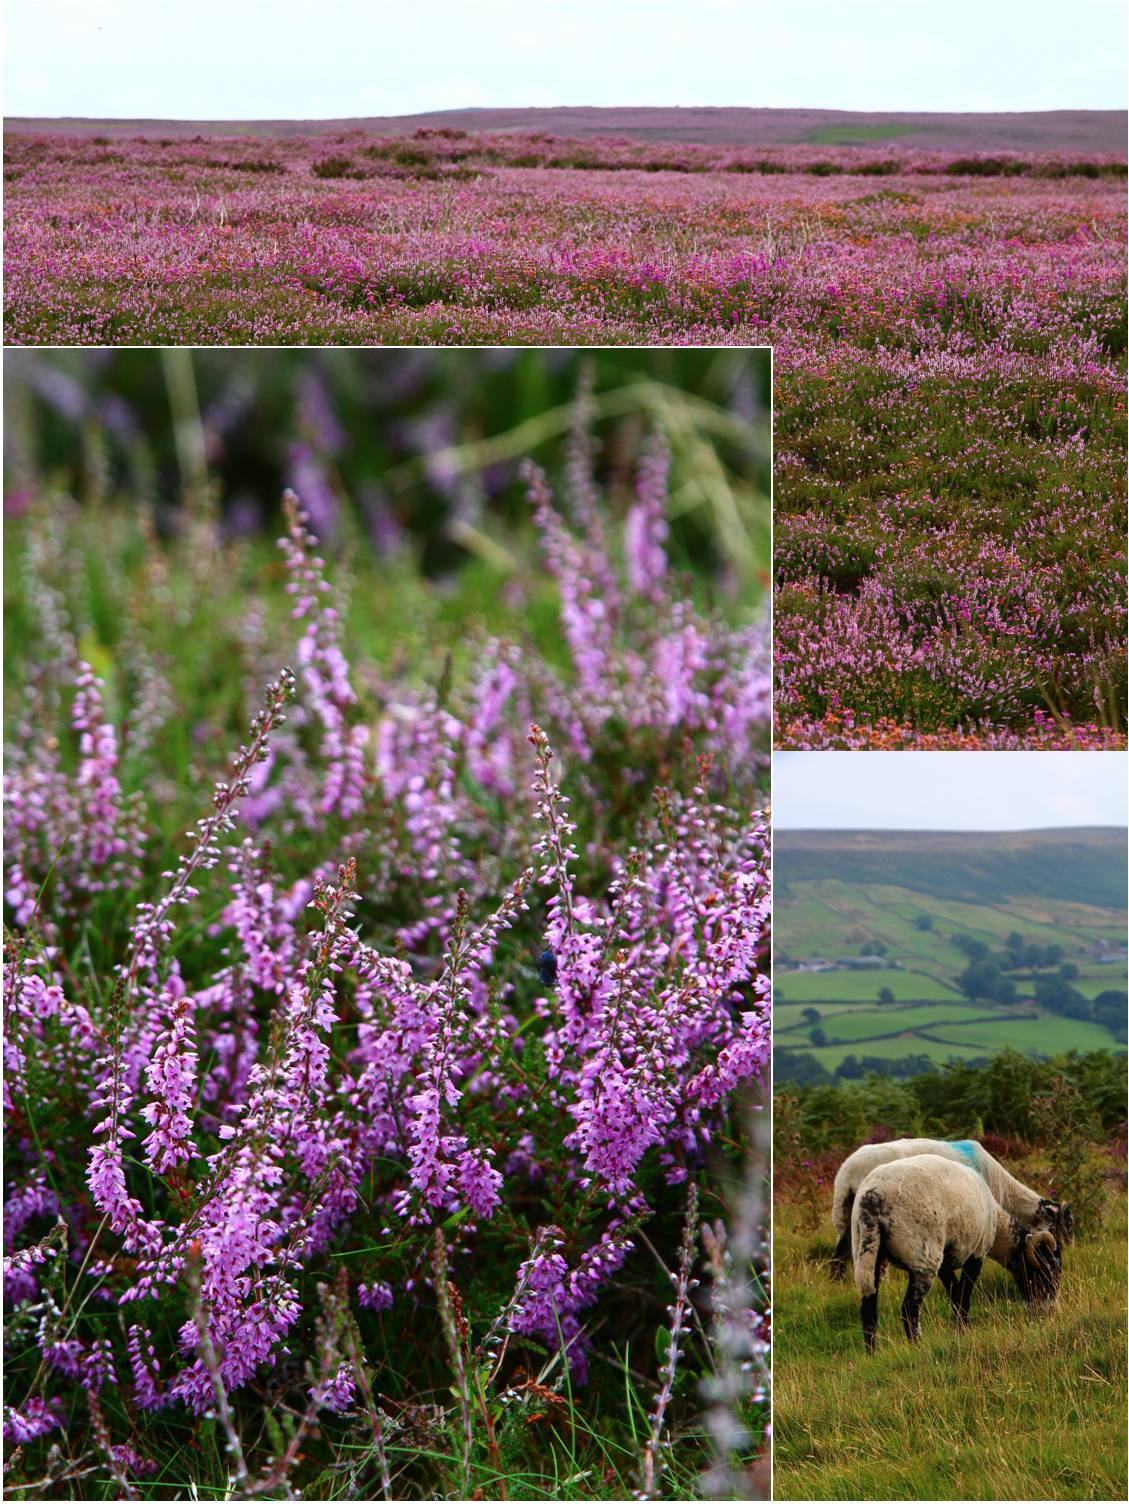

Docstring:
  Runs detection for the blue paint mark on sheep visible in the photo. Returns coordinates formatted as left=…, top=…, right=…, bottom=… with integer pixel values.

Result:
left=947, top=1139, right=982, bottom=1174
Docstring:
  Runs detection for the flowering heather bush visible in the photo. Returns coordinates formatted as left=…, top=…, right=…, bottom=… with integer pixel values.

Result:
left=774, top=712, right=1127, bottom=752
left=2, top=423, right=770, bottom=1498
left=5, top=127, right=1123, bottom=742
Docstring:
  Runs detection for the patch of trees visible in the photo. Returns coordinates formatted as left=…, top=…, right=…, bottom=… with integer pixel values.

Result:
left=954, top=932, right=1066, bottom=973
left=957, top=956, right=1017, bottom=1005
left=951, top=933, right=1124, bottom=1035
left=833, top=1052, right=941, bottom=1081
left=1093, top=990, right=1128, bottom=1043
left=774, top=1051, right=834, bottom=1087
left=1002, top=931, right=1063, bottom=970
left=1033, top=973, right=1091, bottom=1019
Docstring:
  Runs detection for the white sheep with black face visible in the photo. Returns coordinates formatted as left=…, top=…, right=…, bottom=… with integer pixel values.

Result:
left=829, top=1136, right=1071, bottom=1277
left=851, top=1153, right=1061, bottom=1354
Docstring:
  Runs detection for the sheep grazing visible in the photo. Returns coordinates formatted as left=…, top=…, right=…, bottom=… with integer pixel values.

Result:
left=829, top=1136, right=1071, bottom=1277
left=851, top=1153, right=1061, bottom=1354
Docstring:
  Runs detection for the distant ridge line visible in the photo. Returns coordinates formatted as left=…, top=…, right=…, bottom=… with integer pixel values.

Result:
left=777, top=826, right=1127, bottom=836
left=775, top=827, right=1126, bottom=909
left=5, top=105, right=1126, bottom=153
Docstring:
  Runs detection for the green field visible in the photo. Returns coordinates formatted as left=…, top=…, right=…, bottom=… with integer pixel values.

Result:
left=774, top=1177, right=1128, bottom=1500
left=775, top=1003, right=1124, bottom=1073
left=805, top=124, right=928, bottom=145
left=1001, top=968, right=1128, bottom=1000
left=777, top=1036, right=987, bottom=1070
left=775, top=845, right=1126, bottom=1079
left=773, top=1002, right=857, bottom=1031
left=778, top=1002, right=1009, bottom=1043
left=775, top=969, right=960, bottom=1004
left=1069, top=970, right=1129, bottom=999
left=926, top=1015, right=1120, bottom=1054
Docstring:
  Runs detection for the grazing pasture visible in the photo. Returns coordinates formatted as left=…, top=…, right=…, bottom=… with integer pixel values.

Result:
left=775, top=1020, right=1118, bottom=1077
left=781, top=1036, right=989, bottom=1072
left=773, top=1054, right=1128, bottom=1500
left=774, top=970, right=961, bottom=1004
left=779, top=1002, right=1006, bottom=1042
left=773, top=1185, right=1127, bottom=1500
left=923, top=1014, right=1119, bottom=1055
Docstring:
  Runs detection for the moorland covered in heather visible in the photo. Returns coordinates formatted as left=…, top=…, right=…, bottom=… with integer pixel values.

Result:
left=4, top=113, right=1125, bottom=745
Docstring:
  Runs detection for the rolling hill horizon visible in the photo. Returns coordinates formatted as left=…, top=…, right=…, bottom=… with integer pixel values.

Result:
left=5, top=106, right=1126, bottom=153
left=775, top=827, right=1127, bottom=911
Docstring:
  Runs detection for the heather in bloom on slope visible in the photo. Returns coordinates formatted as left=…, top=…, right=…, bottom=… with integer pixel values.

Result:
left=2, top=420, right=769, bottom=1498
left=3, top=129, right=1124, bottom=349
left=5, top=128, right=1120, bottom=743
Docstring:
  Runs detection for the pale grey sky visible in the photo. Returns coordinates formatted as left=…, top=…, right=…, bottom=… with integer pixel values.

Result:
left=774, top=753, right=1129, bottom=831
left=4, top=0, right=1127, bottom=120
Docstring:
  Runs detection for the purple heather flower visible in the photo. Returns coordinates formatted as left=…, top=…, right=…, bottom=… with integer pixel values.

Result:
left=3, top=1397, right=63, bottom=1443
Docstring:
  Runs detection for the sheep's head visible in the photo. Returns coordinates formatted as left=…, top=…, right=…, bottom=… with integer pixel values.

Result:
left=1036, top=1197, right=1074, bottom=1249
left=1009, top=1227, right=1061, bottom=1308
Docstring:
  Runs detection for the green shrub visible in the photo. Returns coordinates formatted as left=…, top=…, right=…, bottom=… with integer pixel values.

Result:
left=1030, top=1075, right=1109, bottom=1235
left=311, top=154, right=366, bottom=179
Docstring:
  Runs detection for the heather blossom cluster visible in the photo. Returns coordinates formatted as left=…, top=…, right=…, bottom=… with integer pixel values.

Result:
left=4, top=659, right=144, bottom=929
left=3, top=444, right=769, bottom=1494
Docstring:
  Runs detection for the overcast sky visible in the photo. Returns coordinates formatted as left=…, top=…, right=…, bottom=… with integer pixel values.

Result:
left=5, top=0, right=1127, bottom=120
left=774, top=753, right=1129, bottom=831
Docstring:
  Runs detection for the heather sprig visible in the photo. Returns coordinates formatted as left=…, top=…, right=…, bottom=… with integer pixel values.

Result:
left=279, top=493, right=368, bottom=821
left=87, top=668, right=296, bottom=1241
left=640, top=1180, right=700, bottom=1500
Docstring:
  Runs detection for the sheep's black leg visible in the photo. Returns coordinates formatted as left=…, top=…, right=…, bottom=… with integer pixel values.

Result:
left=939, top=1253, right=960, bottom=1320
left=830, top=1226, right=852, bottom=1280
left=860, top=1292, right=879, bottom=1354
left=830, top=1192, right=854, bottom=1278
left=860, top=1247, right=885, bottom=1354
left=956, top=1256, right=982, bottom=1325
left=901, top=1269, right=932, bottom=1342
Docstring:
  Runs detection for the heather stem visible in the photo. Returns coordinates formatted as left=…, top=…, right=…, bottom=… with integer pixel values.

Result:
left=187, top=1247, right=251, bottom=1494
left=528, top=723, right=576, bottom=940
left=342, top=1318, right=392, bottom=1500
left=640, top=1180, right=700, bottom=1500
left=432, top=1228, right=473, bottom=1498
left=122, top=666, right=296, bottom=1000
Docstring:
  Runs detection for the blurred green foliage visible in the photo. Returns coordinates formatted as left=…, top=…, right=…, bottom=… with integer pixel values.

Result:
left=3, top=347, right=770, bottom=594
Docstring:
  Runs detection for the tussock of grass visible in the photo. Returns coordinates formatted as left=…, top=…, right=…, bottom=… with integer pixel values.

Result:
left=773, top=1190, right=1127, bottom=1500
